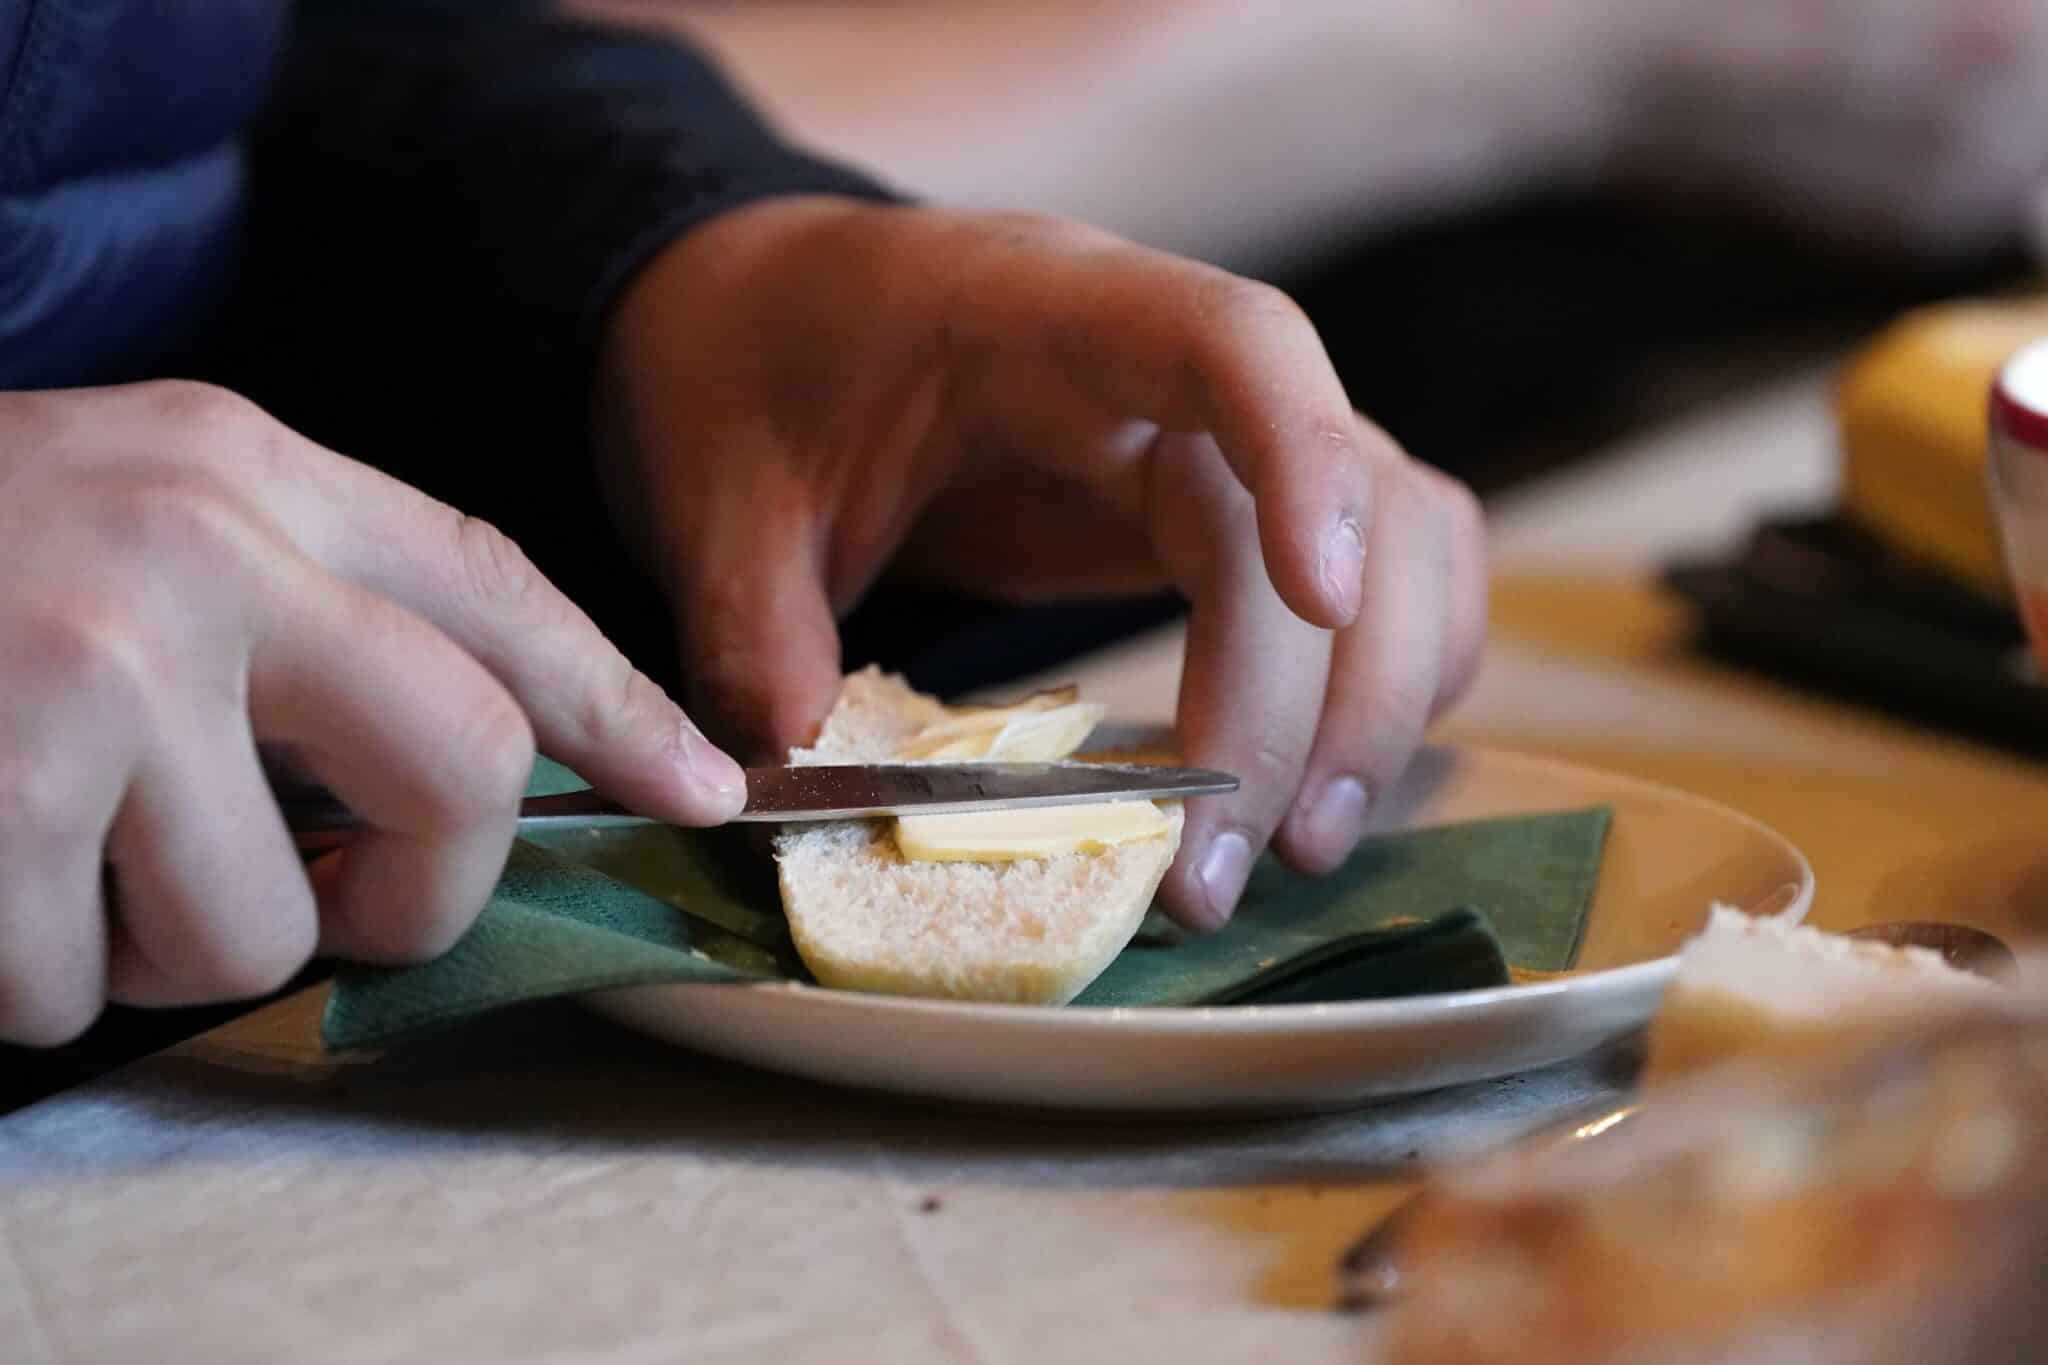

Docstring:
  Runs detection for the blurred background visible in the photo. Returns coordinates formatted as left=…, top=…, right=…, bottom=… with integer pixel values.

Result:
left=564, top=0, right=2048, bottom=698
left=584, top=0, right=2046, bottom=482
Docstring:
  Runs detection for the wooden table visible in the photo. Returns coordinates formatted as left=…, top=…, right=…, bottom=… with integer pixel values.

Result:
left=4, top=369, right=2044, bottom=1364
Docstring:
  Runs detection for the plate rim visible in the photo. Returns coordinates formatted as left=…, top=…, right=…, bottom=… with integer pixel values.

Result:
left=588, top=743, right=1814, bottom=1031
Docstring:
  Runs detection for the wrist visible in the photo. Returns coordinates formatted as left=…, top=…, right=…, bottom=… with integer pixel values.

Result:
left=590, top=194, right=881, bottom=578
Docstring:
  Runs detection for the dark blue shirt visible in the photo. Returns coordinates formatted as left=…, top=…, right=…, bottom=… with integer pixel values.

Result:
left=0, top=2, right=287, bottom=386
left=0, top=1, right=886, bottom=391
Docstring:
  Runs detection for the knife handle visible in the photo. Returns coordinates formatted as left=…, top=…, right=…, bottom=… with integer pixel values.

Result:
left=278, top=789, right=637, bottom=854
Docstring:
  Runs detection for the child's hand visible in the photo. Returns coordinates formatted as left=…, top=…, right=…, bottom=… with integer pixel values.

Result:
left=597, top=198, right=1485, bottom=929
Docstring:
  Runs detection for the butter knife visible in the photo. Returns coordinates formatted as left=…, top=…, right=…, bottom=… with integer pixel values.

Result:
left=282, top=762, right=1237, bottom=849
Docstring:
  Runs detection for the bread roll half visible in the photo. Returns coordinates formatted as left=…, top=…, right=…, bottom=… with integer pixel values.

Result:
left=774, top=668, right=1182, bottom=1004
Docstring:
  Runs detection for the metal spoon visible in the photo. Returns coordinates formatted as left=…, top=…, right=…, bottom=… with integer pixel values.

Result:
left=1335, top=919, right=2020, bottom=1312
left=1851, top=919, right=2019, bottom=986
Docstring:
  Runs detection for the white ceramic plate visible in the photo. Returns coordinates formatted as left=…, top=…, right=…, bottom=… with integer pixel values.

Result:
left=586, top=745, right=1812, bottom=1114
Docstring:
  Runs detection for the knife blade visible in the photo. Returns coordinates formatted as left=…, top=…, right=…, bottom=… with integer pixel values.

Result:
left=282, top=762, right=1237, bottom=849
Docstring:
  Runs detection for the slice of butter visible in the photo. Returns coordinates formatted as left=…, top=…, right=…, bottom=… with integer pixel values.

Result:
left=894, top=799, right=1170, bottom=862
left=889, top=687, right=1131, bottom=861
left=984, top=703, right=1105, bottom=761
left=897, top=700, right=1104, bottom=762
left=894, top=687, right=1080, bottom=760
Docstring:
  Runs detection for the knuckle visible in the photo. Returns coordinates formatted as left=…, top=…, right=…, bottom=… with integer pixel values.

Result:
left=135, top=379, right=264, bottom=446
left=1200, top=273, right=1311, bottom=336
left=1330, top=664, right=1437, bottom=780
left=972, top=207, right=1066, bottom=244
left=5, top=603, right=151, bottom=715
left=96, top=480, right=260, bottom=574
left=963, top=207, right=1124, bottom=258
left=1183, top=275, right=1320, bottom=402
left=573, top=660, right=673, bottom=754
left=451, top=514, right=551, bottom=617
left=0, top=758, right=78, bottom=849
left=454, top=686, right=537, bottom=819
left=1236, top=735, right=1307, bottom=806
left=1360, top=677, right=1436, bottom=773
left=1002, top=209, right=1124, bottom=257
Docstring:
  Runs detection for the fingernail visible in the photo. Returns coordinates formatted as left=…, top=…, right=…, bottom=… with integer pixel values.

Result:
left=1194, top=831, right=1253, bottom=929
left=1321, top=517, right=1365, bottom=621
left=680, top=716, right=748, bottom=815
left=1303, top=775, right=1369, bottom=862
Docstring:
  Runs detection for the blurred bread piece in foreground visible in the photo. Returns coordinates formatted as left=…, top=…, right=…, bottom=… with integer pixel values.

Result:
left=1386, top=1013, right=2048, bottom=1364
left=1641, top=905, right=2009, bottom=1086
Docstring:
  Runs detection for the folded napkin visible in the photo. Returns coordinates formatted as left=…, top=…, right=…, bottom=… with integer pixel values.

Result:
left=323, top=761, right=1609, bottom=1051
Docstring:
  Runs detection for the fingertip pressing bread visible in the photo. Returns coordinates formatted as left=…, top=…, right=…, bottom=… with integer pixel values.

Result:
left=775, top=667, right=1182, bottom=1005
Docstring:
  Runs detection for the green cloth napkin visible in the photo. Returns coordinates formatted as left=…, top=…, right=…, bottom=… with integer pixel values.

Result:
left=322, top=760, right=1609, bottom=1051
left=1076, top=806, right=1608, bottom=1006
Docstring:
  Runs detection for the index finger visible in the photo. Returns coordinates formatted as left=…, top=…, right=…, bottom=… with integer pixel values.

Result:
left=264, top=442, right=745, bottom=826
left=951, top=221, right=1373, bottom=629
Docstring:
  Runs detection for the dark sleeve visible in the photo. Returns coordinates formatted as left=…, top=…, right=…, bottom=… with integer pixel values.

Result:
left=224, top=4, right=897, bottom=451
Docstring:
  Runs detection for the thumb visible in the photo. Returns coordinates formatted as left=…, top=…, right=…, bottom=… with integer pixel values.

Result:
left=671, top=491, right=846, bottom=766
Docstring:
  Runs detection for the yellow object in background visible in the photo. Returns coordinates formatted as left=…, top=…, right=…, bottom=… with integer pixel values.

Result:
left=1838, top=293, right=2048, bottom=599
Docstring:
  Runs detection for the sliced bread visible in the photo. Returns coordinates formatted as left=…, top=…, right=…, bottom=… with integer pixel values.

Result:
left=774, top=667, right=1182, bottom=1004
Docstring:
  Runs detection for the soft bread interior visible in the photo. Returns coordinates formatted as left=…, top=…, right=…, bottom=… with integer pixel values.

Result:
left=775, top=667, right=1181, bottom=1004
left=1642, top=905, right=2007, bottom=1085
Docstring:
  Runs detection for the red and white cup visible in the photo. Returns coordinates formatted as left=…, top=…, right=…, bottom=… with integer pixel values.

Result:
left=1990, top=337, right=2048, bottom=668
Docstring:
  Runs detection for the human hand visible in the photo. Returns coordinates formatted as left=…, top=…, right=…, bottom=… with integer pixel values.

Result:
left=596, top=198, right=1485, bottom=930
left=0, top=382, right=743, bottom=1044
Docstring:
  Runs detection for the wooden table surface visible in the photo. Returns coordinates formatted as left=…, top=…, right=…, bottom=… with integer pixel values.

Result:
left=3, top=368, right=2043, bottom=1364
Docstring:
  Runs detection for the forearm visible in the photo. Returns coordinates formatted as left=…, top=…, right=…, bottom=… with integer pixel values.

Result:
left=232, top=4, right=893, bottom=432
left=582, top=0, right=1635, bottom=271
